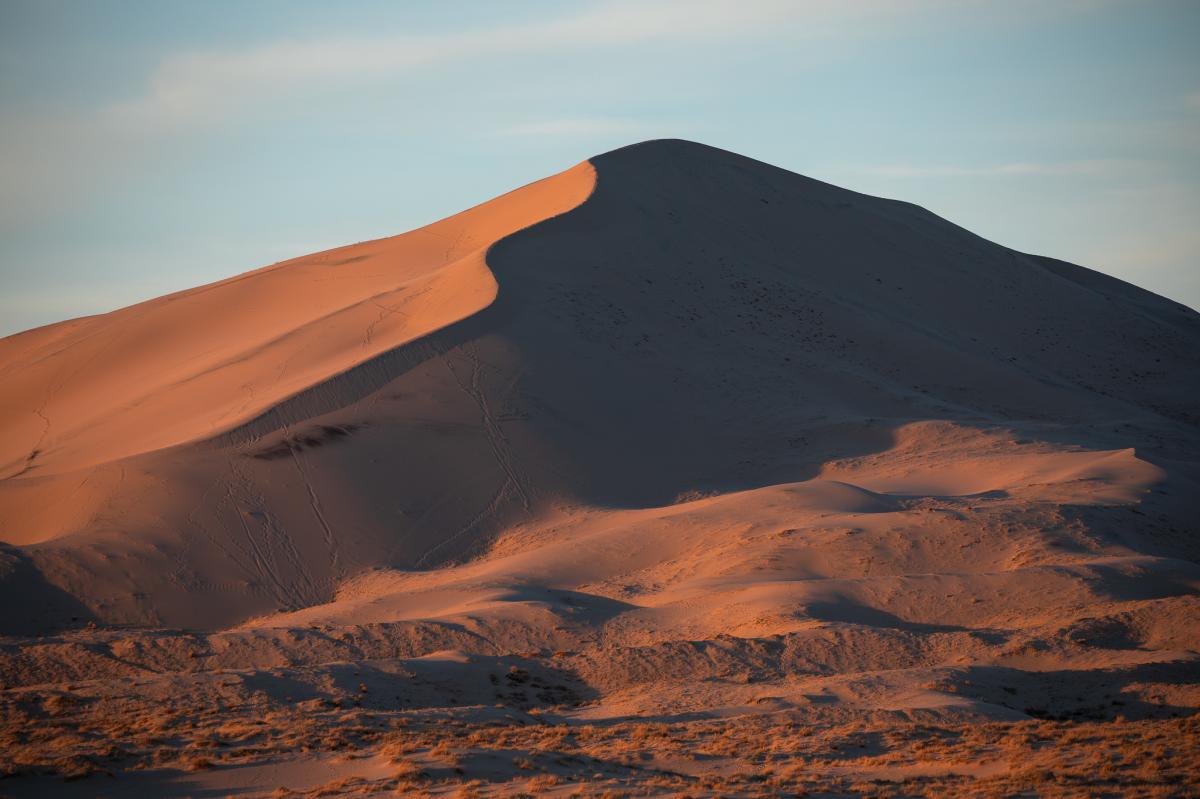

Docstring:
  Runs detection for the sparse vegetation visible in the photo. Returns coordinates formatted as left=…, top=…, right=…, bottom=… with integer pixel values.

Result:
left=2, top=674, right=1196, bottom=798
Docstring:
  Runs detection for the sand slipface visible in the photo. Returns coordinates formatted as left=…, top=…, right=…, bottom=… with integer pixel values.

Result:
left=1, top=140, right=1199, bottom=797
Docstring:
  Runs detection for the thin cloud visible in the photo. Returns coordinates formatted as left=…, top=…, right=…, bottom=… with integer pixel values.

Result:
left=855, top=160, right=1142, bottom=179
left=0, top=0, right=824, bottom=222
left=112, top=0, right=809, bottom=128
left=497, top=117, right=643, bottom=137
left=0, top=0, right=1092, bottom=225
left=98, top=0, right=974, bottom=130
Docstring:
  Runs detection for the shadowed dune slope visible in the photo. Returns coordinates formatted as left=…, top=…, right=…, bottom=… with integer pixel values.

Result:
left=0, top=139, right=1197, bottom=634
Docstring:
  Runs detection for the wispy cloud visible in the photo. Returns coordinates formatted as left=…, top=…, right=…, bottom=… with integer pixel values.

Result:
left=853, top=159, right=1142, bottom=179
left=496, top=117, right=644, bottom=137
left=108, top=0, right=816, bottom=129
left=0, top=0, right=1107, bottom=226
left=0, top=0, right=834, bottom=223
left=21, top=0, right=969, bottom=134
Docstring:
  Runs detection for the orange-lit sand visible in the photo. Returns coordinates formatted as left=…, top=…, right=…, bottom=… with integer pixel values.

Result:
left=0, top=161, right=595, bottom=482
left=0, top=141, right=1197, bottom=797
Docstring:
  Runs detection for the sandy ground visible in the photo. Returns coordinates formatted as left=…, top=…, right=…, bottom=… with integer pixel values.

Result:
left=1, top=140, right=1198, bottom=797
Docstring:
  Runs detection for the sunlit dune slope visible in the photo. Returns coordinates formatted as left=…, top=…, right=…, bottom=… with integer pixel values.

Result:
left=0, top=162, right=595, bottom=478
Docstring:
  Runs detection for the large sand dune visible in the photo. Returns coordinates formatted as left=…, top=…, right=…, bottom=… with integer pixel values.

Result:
left=1, top=140, right=1198, bottom=797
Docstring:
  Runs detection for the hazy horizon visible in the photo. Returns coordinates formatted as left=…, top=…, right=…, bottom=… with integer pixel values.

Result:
left=2, top=0, right=1198, bottom=336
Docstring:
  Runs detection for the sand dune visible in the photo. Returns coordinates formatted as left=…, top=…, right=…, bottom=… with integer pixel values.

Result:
left=1, top=140, right=1198, bottom=797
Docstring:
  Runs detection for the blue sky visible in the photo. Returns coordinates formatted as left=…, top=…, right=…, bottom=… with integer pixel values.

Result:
left=2, top=0, right=1198, bottom=336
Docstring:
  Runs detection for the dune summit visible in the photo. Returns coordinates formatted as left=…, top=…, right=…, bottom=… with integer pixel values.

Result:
left=1, top=140, right=1198, bottom=796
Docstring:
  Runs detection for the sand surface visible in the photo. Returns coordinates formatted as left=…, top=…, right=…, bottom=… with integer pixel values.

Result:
left=1, top=140, right=1198, bottom=797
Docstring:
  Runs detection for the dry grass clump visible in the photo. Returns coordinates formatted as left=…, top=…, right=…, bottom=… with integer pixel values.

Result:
left=525, top=773, right=560, bottom=792
left=451, top=779, right=485, bottom=798
left=427, top=738, right=462, bottom=766
left=308, top=776, right=370, bottom=797
left=377, top=735, right=417, bottom=763
left=184, top=755, right=215, bottom=771
left=391, top=757, right=425, bottom=777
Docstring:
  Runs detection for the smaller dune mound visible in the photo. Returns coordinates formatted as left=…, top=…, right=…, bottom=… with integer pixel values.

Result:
left=233, top=422, right=1180, bottom=655
left=819, top=421, right=1165, bottom=502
